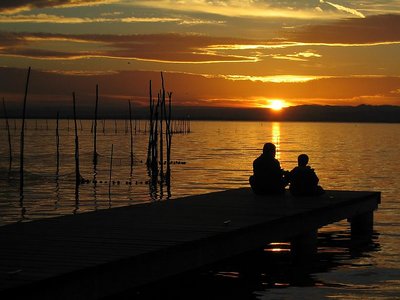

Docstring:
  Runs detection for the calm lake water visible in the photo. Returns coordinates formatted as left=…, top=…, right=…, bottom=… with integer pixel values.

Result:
left=1, top=120, right=399, bottom=299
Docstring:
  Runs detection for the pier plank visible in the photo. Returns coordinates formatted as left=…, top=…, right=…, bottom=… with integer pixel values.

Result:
left=0, top=188, right=380, bottom=299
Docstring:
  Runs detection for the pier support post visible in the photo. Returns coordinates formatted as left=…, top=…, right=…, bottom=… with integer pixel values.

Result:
left=349, top=211, right=374, bottom=237
left=290, top=229, right=318, bottom=259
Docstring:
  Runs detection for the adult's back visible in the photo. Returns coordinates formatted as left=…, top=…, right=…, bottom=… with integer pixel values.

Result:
left=249, top=143, right=287, bottom=195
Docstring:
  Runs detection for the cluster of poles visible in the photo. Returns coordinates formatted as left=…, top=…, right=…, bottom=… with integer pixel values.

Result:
left=146, top=73, right=173, bottom=187
left=1, top=67, right=184, bottom=201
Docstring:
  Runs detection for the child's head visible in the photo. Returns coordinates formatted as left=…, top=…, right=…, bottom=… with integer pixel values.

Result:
left=298, top=154, right=309, bottom=167
left=263, top=142, right=276, bottom=157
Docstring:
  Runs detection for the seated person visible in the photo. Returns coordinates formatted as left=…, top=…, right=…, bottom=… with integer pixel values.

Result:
left=249, top=142, right=288, bottom=195
left=288, top=154, right=324, bottom=196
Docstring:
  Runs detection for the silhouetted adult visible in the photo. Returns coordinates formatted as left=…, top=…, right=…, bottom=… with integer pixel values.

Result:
left=288, top=154, right=324, bottom=196
left=249, top=142, right=288, bottom=195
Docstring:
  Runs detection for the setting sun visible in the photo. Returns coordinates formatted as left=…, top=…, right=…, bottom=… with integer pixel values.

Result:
left=267, top=100, right=286, bottom=111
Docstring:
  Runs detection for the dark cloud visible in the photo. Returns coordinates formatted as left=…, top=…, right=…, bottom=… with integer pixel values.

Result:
left=0, top=32, right=257, bottom=62
left=3, top=48, right=76, bottom=58
left=0, top=0, right=108, bottom=13
left=288, top=14, right=400, bottom=44
left=0, top=31, right=28, bottom=47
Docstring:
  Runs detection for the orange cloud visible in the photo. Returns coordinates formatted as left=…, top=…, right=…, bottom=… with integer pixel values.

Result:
left=1, top=67, right=399, bottom=109
left=319, top=0, right=365, bottom=18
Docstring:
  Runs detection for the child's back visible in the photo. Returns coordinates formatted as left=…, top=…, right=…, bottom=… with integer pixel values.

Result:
left=289, top=154, right=324, bottom=196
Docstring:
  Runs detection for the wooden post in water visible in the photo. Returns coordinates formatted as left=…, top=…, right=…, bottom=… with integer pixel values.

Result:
left=93, top=84, right=99, bottom=164
left=290, top=229, right=318, bottom=259
left=153, top=95, right=160, bottom=178
left=166, top=92, right=173, bottom=187
left=349, top=211, right=374, bottom=238
left=56, top=112, right=60, bottom=175
left=72, top=92, right=81, bottom=185
left=159, top=91, right=164, bottom=180
left=2, top=98, right=12, bottom=168
left=146, top=80, right=154, bottom=166
left=129, top=100, right=134, bottom=171
left=108, top=144, right=114, bottom=198
left=20, top=66, right=31, bottom=193
left=160, top=72, right=167, bottom=181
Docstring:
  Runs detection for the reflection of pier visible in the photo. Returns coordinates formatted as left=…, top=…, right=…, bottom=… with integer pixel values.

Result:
left=0, top=188, right=380, bottom=299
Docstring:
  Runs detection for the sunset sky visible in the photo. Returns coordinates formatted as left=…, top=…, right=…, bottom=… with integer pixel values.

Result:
left=1, top=0, right=400, bottom=114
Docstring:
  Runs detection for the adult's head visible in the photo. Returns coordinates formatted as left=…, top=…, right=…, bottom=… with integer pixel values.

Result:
left=263, top=143, right=276, bottom=157
left=298, top=154, right=309, bottom=167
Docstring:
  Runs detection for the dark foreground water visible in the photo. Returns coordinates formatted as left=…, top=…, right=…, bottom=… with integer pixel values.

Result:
left=1, top=120, right=399, bottom=299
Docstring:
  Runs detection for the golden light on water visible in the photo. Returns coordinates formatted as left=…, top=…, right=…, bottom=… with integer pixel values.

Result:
left=272, top=122, right=281, bottom=159
left=264, top=242, right=290, bottom=253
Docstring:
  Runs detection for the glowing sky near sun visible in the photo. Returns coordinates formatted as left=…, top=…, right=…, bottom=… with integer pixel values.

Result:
left=1, top=0, right=400, bottom=109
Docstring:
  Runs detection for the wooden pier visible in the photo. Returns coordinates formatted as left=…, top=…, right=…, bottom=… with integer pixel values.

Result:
left=0, top=188, right=380, bottom=299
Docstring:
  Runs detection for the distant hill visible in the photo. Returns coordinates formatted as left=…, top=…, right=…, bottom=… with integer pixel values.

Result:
left=2, top=103, right=400, bottom=123
left=168, top=105, right=400, bottom=123
left=277, top=105, right=400, bottom=123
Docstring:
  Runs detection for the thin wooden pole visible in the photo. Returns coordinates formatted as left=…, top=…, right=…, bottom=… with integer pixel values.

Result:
left=147, top=80, right=153, bottom=166
left=129, top=100, right=134, bottom=171
left=20, top=66, right=31, bottom=193
left=93, top=84, right=99, bottom=164
left=160, top=93, right=164, bottom=178
left=108, top=144, right=114, bottom=197
left=166, top=92, right=172, bottom=185
left=153, top=95, right=159, bottom=177
left=160, top=73, right=166, bottom=180
left=73, top=92, right=81, bottom=185
left=2, top=97, right=12, bottom=167
left=56, top=112, right=60, bottom=175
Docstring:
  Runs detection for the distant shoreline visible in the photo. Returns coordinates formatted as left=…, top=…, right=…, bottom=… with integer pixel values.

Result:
left=1, top=104, right=400, bottom=123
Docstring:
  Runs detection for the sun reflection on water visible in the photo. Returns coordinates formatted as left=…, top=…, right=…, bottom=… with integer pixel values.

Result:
left=272, top=122, right=281, bottom=159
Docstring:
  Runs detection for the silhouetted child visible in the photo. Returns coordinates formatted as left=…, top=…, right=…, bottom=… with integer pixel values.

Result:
left=249, top=142, right=288, bottom=195
left=289, top=154, right=324, bottom=196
